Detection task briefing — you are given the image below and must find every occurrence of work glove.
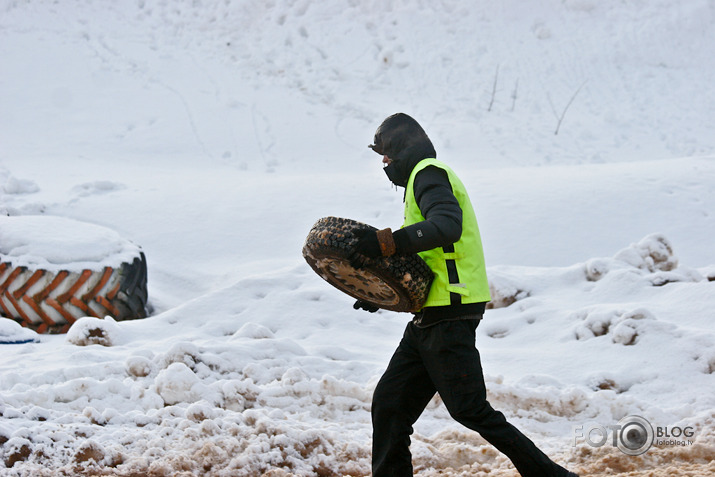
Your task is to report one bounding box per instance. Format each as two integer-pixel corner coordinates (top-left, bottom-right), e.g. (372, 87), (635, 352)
(348, 228), (397, 269)
(353, 299), (379, 313)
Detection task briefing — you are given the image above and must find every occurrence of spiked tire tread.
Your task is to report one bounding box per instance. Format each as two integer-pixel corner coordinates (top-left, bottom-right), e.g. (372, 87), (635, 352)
(0, 252), (148, 333)
(302, 216), (433, 313)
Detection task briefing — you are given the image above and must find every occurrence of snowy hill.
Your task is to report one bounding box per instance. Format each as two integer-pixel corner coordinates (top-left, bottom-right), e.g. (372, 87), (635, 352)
(1, 1), (714, 475)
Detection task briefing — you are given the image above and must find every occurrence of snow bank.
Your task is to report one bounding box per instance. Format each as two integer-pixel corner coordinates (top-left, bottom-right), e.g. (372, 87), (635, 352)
(1, 235), (713, 475)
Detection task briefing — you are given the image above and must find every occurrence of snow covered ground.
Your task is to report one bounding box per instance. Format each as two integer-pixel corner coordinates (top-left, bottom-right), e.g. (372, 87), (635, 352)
(1, 0), (714, 475)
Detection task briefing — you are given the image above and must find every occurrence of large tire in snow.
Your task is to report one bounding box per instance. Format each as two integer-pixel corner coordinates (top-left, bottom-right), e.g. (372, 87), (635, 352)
(0, 216), (149, 334)
(302, 216), (433, 313)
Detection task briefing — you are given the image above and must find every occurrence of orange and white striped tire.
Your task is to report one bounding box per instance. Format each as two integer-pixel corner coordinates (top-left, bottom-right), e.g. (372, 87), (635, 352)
(0, 253), (148, 334)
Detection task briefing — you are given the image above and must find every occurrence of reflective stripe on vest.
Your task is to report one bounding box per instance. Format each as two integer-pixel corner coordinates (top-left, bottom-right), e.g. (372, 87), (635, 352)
(404, 158), (491, 308)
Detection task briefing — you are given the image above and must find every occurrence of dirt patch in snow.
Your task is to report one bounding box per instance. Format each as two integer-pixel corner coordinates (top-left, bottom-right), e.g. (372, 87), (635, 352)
(5, 439), (713, 476)
(418, 440), (715, 477)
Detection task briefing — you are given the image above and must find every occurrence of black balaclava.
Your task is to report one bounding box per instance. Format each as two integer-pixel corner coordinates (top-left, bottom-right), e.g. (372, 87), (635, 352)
(369, 113), (436, 187)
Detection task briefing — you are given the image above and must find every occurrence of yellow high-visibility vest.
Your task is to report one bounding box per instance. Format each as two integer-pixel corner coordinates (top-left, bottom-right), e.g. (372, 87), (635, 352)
(404, 158), (491, 308)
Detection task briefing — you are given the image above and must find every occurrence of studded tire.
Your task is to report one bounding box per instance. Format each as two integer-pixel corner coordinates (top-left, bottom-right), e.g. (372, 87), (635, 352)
(302, 216), (433, 313)
(0, 253), (148, 334)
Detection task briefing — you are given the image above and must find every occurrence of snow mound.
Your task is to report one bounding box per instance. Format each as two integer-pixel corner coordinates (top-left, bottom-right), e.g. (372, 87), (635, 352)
(490, 232), (703, 310)
(66, 316), (122, 347)
(612, 233), (679, 273)
(0, 216), (142, 272)
(1, 174), (38, 195)
(572, 308), (658, 345)
(0, 318), (38, 344)
(487, 273), (530, 309)
(232, 322), (275, 340)
(155, 362), (206, 406)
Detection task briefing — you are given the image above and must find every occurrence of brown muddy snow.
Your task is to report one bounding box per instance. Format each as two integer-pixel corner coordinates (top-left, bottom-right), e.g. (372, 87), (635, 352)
(417, 441), (715, 477)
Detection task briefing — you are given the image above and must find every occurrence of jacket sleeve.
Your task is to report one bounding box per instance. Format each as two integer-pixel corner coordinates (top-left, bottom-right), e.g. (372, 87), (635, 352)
(393, 166), (463, 254)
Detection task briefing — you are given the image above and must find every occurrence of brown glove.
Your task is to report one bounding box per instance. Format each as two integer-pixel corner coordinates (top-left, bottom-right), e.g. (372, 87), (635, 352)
(348, 228), (397, 269)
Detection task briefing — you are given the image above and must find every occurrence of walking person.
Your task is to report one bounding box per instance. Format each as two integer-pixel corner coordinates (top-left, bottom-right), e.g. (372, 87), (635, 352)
(349, 113), (579, 477)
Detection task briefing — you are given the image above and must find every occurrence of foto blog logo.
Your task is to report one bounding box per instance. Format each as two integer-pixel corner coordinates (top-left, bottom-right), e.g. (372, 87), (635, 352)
(573, 415), (696, 456)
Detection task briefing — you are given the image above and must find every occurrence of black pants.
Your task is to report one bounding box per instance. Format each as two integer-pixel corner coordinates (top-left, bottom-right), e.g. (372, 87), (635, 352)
(371, 319), (571, 477)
